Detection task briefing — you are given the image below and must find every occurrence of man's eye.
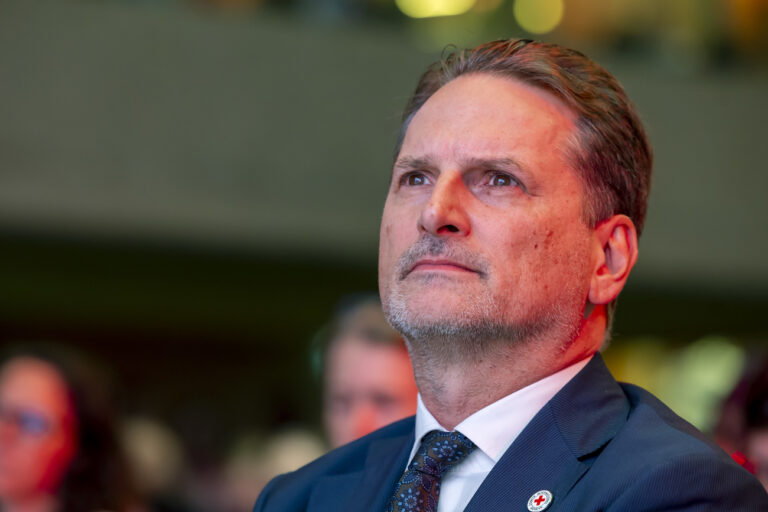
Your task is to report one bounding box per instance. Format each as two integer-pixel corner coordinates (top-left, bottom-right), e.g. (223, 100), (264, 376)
(489, 173), (517, 187)
(405, 173), (428, 186)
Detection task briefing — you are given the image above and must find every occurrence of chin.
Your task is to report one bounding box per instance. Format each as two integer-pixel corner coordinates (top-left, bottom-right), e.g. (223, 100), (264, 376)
(385, 282), (498, 332)
(394, 284), (469, 315)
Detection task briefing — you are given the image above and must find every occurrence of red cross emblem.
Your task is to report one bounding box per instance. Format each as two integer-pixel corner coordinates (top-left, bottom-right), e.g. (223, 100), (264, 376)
(527, 490), (553, 511)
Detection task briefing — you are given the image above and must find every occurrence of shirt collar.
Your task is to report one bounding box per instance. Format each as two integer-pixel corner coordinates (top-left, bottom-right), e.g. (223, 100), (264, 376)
(410, 355), (593, 463)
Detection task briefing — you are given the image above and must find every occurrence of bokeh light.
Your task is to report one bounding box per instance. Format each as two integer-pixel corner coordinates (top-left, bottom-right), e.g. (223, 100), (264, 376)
(396, 0), (478, 19)
(473, 0), (504, 13)
(513, 0), (564, 34)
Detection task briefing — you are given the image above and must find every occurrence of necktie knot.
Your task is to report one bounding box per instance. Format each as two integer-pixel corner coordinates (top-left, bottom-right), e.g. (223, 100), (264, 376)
(389, 430), (476, 512)
(410, 430), (475, 477)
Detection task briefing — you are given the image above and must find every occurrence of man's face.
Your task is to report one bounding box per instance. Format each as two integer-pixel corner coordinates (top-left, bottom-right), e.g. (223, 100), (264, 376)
(379, 73), (597, 351)
(323, 337), (417, 448)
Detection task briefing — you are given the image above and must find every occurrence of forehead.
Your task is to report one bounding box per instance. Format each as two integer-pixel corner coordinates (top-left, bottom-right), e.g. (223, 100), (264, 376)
(326, 337), (410, 377)
(0, 358), (71, 417)
(328, 336), (406, 362)
(400, 73), (578, 164)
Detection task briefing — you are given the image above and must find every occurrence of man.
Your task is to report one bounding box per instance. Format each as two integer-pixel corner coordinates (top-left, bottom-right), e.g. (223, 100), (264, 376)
(320, 295), (418, 448)
(255, 39), (768, 511)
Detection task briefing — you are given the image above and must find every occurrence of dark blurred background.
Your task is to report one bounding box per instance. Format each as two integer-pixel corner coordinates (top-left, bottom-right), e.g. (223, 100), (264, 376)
(1, 0), (767, 507)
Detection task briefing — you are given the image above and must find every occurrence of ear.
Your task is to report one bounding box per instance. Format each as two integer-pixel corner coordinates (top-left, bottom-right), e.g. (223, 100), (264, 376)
(588, 214), (639, 305)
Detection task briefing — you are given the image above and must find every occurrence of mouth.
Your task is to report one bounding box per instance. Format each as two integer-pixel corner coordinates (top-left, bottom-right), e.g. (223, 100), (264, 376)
(408, 258), (479, 276)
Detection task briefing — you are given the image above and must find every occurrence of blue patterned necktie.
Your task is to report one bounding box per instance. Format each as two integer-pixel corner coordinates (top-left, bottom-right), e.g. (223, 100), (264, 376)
(388, 430), (476, 512)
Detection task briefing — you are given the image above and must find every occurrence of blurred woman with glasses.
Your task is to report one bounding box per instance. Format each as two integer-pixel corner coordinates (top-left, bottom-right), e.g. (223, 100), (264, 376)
(0, 345), (139, 512)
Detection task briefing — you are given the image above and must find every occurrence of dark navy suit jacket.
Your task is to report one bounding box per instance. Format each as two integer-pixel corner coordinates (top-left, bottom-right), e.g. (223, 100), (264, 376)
(255, 355), (768, 511)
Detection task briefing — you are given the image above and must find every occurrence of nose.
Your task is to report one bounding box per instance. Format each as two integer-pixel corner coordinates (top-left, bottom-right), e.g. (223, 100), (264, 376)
(418, 172), (471, 237)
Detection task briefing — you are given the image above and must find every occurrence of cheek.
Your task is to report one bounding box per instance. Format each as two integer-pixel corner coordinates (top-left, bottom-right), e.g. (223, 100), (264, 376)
(378, 224), (395, 268)
(509, 222), (592, 292)
(379, 216), (413, 287)
(380, 197), (420, 248)
(37, 432), (77, 492)
(0, 434), (76, 496)
(545, 230), (593, 287)
(535, 230), (570, 271)
(379, 208), (395, 260)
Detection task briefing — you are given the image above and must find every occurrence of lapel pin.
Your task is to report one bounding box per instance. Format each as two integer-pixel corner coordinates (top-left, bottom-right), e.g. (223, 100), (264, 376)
(527, 490), (553, 511)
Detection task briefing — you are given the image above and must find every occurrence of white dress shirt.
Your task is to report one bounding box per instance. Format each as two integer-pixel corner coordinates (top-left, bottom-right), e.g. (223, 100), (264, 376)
(406, 356), (592, 512)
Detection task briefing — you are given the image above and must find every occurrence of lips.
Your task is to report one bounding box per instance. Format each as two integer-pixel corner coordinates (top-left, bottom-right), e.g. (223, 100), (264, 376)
(409, 258), (478, 275)
(394, 235), (488, 281)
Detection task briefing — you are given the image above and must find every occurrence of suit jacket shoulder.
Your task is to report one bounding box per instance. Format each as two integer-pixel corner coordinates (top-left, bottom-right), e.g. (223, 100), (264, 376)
(592, 382), (768, 511)
(254, 417), (414, 512)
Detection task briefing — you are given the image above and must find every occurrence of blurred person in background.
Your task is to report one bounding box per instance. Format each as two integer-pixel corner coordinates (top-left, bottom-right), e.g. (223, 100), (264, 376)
(317, 294), (418, 448)
(0, 344), (140, 512)
(219, 428), (326, 512)
(121, 416), (196, 512)
(716, 354), (768, 490)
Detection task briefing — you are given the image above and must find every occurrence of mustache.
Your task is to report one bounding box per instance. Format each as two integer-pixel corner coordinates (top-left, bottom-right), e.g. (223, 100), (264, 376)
(395, 235), (489, 280)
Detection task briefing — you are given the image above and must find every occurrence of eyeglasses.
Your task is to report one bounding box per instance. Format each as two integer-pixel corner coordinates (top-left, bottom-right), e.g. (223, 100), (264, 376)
(0, 404), (53, 437)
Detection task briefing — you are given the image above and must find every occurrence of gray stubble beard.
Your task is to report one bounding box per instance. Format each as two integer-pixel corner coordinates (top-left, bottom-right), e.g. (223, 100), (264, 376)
(382, 236), (585, 367)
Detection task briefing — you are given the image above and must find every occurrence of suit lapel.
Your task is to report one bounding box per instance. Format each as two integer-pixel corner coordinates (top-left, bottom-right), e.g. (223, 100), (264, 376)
(464, 407), (587, 512)
(465, 355), (629, 512)
(307, 431), (413, 512)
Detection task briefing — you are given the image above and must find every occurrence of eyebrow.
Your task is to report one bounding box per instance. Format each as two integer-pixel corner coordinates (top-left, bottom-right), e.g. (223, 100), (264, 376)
(393, 155), (529, 175)
(461, 156), (528, 174)
(393, 156), (437, 172)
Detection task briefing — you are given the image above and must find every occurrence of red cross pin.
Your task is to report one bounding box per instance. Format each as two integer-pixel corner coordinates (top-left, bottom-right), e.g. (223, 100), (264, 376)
(527, 490), (553, 511)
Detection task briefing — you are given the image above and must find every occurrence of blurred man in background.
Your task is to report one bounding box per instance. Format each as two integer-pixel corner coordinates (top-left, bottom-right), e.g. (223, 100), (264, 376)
(319, 295), (418, 448)
(215, 297), (416, 510)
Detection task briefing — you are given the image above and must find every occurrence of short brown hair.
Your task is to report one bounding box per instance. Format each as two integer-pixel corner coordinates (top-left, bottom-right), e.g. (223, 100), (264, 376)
(396, 38), (652, 236)
(311, 294), (405, 378)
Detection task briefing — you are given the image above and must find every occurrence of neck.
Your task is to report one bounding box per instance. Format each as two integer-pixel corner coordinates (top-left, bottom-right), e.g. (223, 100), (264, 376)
(411, 312), (605, 430)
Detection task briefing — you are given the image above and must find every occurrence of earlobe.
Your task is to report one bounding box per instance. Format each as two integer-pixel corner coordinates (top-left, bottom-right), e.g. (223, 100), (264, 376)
(588, 215), (639, 305)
